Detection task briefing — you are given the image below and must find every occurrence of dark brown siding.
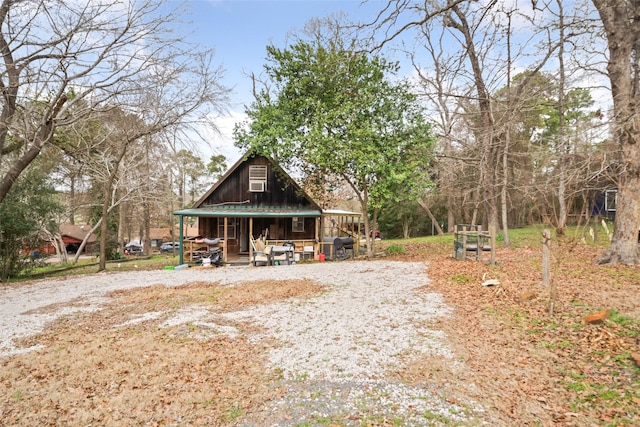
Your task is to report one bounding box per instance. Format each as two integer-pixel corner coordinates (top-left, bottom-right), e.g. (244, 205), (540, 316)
(201, 156), (314, 208)
(253, 217), (316, 241)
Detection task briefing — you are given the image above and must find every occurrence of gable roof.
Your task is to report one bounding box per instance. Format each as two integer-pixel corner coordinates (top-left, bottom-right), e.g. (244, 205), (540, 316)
(193, 153), (247, 208)
(189, 152), (321, 213)
(59, 224), (97, 243)
(149, 228), (171, 241)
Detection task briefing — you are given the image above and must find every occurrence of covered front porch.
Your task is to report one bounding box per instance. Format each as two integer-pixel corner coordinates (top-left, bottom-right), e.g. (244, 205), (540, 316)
(173, 205), (322, 265)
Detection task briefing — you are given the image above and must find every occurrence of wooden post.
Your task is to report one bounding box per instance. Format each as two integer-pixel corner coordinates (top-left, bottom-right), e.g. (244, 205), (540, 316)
(477, 225), (482, 261)
(489, 223), (496, 265)
(542, 229), (554, 315)
(178, 215), (184, 265)
(315, 217), (320, 258)
(223, 217), (228, 263)
(461, 225), (467, 261)
(249, 217), (254, 261)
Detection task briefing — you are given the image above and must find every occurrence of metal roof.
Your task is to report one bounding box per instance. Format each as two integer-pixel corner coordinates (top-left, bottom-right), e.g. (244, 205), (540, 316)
(322, 209), (361, 216)
(173, 205), (322, 218)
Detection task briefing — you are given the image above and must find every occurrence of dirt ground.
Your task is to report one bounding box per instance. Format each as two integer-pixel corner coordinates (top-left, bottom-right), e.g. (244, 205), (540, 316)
(0, 280), (326, 426)
(0, 241), (638, 426)
(387, 240), (640, 427)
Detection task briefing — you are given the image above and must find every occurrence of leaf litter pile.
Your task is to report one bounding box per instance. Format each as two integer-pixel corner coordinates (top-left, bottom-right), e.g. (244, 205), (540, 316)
(0, 239), (639, 426)
(0, 280), (324, 425)
(385, 240), (640, 426)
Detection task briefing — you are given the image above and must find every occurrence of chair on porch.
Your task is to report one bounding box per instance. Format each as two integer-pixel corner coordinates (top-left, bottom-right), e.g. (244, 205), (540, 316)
(250, 236), (269, 266)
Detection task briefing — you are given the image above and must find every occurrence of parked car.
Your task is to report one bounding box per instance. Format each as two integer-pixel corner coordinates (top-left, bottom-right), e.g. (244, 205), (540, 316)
(160, 242), (180, 253)
(124, 244), (143, 255)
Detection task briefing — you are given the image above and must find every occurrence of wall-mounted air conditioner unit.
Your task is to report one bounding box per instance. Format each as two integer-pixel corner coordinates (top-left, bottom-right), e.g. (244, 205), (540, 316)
(250, 180), (265, 192)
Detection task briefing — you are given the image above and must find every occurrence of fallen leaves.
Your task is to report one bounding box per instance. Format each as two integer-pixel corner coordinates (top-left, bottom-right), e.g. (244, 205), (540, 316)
(2, 244), (639, 426)
(392, 240), (640, 426)
(0, 279), (325, 426)
(584, 308), (611, 324)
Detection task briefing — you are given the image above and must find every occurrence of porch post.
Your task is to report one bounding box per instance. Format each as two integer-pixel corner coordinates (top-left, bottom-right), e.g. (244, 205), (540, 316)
(178, 215), (184, 265)
(223, 217), (228, 263)
(249, 217), (254, 259)
(315, 216), (320, 258)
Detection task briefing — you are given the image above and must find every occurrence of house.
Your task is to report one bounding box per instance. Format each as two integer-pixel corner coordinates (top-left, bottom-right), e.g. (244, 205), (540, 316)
(148, 228), (172, 251)
(592, 187), (617, 218)
(173, 153), (361, 264)
(39, 224), (98, 255)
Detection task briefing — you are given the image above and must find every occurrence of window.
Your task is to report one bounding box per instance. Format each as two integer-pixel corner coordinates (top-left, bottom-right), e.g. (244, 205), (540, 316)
(249, 165), (267, 192)
(218, 218), (237, 239)
(292, 217), (304, 232)
(605, 189), (617, 212)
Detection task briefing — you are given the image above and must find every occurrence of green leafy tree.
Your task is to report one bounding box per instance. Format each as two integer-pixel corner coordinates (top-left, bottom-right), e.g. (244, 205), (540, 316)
(0, 163), (62, 281)
(378, 198), (430, 239)
(235, 38), (434, 257)
(206, 154), (228, 182)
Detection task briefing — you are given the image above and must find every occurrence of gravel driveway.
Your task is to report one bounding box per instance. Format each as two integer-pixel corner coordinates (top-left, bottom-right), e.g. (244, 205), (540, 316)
(0, 261), (487, 425)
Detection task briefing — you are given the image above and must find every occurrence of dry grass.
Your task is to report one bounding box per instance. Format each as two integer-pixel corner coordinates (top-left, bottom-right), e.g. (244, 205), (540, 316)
(0, 280), (324, 426)
(2, 240), (639, 426)
(386, 240), (640, 426)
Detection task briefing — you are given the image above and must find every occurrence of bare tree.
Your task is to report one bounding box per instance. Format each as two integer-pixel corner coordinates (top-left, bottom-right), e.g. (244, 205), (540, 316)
(0, 0), (228, 204)
(554, 0), (569, 236)
(369, 2), (580, 252)
(410, 15), (471, 233)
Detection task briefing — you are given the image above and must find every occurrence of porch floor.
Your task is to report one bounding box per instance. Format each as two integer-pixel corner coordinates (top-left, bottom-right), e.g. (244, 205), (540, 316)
(223, 253), (251, 266)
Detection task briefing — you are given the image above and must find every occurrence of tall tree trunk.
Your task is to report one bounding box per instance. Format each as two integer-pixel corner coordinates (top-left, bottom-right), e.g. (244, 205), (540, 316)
(371, 208), (379, 257)
(358, 189), (376, 259)
(73, 220), (103, 263)
(118, 201), (125, 255)
(143, 139), (151, 256)
(482, 138), (500, 265)
(471, 185), (481, 225)
(98, 147), (129, 271)
(555, 0), (568, 236)
(402, 216), (410, 239)
(450, 5), (500, 264)
(98, 183), (111, 271)
(501, 11), (512, 248)
(501, 133), (510, 247)
(143, 200), (151, 256)
(170, 170), (176, 244)
(592, 0), (640, 264)
(598, 175), (640, 264)
(447, 197), (455, 233)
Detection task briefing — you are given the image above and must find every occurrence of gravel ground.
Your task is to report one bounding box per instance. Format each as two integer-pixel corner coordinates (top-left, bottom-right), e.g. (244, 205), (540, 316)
(0, 261), (487, 425)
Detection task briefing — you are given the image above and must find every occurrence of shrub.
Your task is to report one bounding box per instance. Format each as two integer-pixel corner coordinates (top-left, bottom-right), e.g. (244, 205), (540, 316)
(386, 244), (406, 255)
